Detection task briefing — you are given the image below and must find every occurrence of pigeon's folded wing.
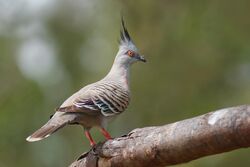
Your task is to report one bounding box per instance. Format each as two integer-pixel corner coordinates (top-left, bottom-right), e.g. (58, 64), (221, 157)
(57, 81), (130, 117)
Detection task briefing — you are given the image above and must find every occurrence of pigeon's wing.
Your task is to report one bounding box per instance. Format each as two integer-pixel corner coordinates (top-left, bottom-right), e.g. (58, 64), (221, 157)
(57, 81), (130, 117)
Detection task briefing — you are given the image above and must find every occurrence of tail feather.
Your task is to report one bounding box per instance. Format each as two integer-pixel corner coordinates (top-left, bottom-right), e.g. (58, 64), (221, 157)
(26, 123), (65, 142)
(26, 112), (75, 142)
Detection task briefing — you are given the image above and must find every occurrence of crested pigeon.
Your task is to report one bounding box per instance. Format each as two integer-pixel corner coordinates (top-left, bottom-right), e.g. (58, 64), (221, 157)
(26, 18), (146, 146)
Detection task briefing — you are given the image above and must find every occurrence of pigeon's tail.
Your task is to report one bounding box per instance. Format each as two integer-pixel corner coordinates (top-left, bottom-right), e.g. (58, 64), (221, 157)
(26, 123), (64, 142)
(26, 112), (75, 142)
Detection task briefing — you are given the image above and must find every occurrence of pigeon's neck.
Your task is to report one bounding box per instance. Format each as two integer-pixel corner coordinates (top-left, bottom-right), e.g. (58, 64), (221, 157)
(105, 60), (130, 89)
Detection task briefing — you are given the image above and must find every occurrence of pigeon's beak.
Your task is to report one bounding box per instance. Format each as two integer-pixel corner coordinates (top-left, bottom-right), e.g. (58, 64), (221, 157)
(136, 54), (146, 62)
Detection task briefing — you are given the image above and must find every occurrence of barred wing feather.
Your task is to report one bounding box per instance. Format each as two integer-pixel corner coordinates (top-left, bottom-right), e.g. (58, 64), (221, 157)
(58, 81), (130, 117)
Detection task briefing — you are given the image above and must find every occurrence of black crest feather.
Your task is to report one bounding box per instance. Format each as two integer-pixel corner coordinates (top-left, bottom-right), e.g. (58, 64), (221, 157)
(120, 17), (131, 43)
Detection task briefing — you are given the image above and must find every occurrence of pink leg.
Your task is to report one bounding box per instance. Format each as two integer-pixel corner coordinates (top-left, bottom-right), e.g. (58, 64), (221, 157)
(84, 130), (96, 146)
(100, 128), (112, 140)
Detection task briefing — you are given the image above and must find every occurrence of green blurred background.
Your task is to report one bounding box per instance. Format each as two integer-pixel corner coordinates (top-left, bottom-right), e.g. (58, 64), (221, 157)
(1, 0), (250, 166)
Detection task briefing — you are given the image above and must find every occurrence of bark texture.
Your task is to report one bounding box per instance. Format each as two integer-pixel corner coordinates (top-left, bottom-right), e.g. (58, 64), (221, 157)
(69, 105), (250, 167)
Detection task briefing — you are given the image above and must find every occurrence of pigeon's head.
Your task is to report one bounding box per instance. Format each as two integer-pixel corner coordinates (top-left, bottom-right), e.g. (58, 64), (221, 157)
(116, 18), (146, 65)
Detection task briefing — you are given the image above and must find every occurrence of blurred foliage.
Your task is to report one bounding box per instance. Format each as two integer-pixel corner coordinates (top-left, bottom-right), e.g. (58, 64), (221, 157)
(1, 0), (250, 166)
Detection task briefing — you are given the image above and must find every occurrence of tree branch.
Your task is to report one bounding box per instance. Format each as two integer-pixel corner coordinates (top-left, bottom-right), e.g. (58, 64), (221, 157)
(69, 105), (250, 167)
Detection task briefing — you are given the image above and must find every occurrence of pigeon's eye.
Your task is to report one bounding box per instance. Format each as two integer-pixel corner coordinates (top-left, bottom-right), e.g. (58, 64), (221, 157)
(127, 50), (134, 57)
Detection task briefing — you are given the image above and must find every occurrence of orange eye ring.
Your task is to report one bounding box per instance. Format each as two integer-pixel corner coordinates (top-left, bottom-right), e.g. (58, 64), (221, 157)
(127, 50), (134, 57)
